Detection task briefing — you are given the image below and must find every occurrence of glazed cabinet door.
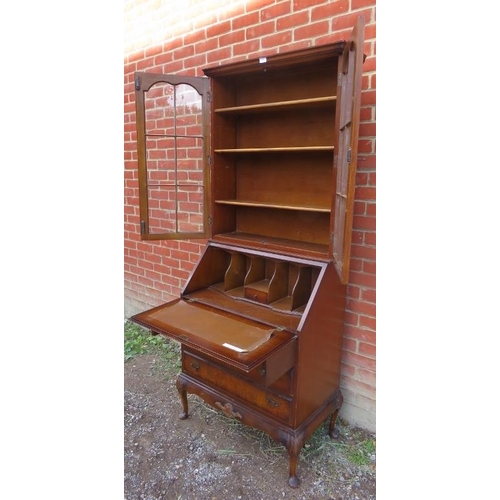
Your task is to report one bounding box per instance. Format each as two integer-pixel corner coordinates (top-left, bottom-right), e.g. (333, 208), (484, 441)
(331, 16), (365, 284)
(134, 73), (211, 240)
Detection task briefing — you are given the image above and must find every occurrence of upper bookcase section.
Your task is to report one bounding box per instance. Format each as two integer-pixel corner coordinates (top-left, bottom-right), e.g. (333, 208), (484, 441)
(204, 17), (364, 286)
(134, 16), (365, 284)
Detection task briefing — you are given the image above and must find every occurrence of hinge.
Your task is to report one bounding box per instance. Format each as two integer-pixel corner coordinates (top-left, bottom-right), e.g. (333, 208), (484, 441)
(135, 75), (141, 91)
(347, 147), (352, 163)
(208, 155), (213, 166)
(140, 220), (146, 234)
(208, 215), (213, 226)
(207, 91), (212, 103)
(338, 72), (342, 86)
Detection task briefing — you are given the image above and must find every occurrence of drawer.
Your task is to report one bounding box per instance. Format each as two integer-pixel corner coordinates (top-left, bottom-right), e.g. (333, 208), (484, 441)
(183, 350), (292, 422)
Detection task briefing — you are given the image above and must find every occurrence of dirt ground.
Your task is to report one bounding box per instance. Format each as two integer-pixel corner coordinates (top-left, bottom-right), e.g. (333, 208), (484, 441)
(124, 355), (376, 500)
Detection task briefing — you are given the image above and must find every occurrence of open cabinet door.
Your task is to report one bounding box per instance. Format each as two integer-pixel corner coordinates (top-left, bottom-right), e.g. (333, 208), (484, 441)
(331, 16), (365, 284)
(134, 72), (211, 240)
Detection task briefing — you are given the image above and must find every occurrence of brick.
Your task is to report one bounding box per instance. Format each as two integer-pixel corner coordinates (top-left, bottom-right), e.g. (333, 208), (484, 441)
(355, 186), (376, 200)
(361, 89), (376, 106)
(232, 11), (259, 30)
(276, 11), (309, 30)
(294, 20), (330, 41)
(311, 0), (349, 21)
(359, 122), (376, 137)
(261, 2), (291, 21)
(173, 44), (195, 60)
(353, 201), (366, 215)
(341, 350), (376, 371)
(347, 285), (360, 300)
(207, 20), (232, 38)
(361, 288), (376, 303)
(359, 315), (376, 330)
(183, 53), (207, 70)
(207, 47), (232, 64)
(331, 9), (373, 31)
(352, 215), (376, 231)
(342, 337), (357, 352)
(246, 20), (275, 39)
(340, 376), (375, 398)
(219, 29), (245, 47)
(362, 55), (376, 73)
(195, 37), (218, 54)
(348, 270), (376, 288)
(262, 31), (293, 49)
(359, 341), (375, 357)
(350, 243), (375, 260)
(233, 39), (261, 57)
(293, 0), (327, 10)
(344, 326), (376, 344)
(347, 298), (376, 318)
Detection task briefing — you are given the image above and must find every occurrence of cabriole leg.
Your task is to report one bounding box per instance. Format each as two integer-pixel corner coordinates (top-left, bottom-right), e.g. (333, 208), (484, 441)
(328, 389), (344, 439)
(176, 376), (189, 420)
(284, 438), (301, 488)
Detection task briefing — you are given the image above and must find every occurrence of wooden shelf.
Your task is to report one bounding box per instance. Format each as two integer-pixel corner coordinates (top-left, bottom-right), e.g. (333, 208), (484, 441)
(215, 199), (331, 213)
(215, 96), (336, 115)
(214, 146), (334, 154)
(211, 232), (329, 258)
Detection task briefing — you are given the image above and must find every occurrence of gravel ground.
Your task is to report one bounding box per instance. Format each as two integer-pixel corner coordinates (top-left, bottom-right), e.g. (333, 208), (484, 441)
(124, 354), (376, 500)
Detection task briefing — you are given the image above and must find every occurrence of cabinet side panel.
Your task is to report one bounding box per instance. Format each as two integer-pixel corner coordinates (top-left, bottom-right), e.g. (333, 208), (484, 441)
(294, 263), (347, 426)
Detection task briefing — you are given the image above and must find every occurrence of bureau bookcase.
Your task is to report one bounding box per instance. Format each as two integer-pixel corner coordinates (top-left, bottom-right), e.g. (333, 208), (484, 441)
(131, 16), (365, 487)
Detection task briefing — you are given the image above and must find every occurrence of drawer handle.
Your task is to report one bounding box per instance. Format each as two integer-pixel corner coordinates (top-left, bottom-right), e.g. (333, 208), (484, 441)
(190, 361), (200, 371)
(266, 397), (279, 408)
(215, 401), (242, 420)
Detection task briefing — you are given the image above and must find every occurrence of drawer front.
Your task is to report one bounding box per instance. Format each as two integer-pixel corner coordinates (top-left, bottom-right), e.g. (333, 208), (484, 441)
(183, 350), (292, 422)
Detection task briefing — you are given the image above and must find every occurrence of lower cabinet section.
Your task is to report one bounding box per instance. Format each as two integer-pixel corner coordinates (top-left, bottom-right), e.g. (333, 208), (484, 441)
(183, 348), (293, 423)
(176, 360), (344, 489)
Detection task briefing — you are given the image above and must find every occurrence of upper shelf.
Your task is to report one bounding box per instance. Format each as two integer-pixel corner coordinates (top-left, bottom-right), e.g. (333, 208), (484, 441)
(214, 146), (334, 154)
(214, 199), (331, 213)
(214, 96), (336, 115)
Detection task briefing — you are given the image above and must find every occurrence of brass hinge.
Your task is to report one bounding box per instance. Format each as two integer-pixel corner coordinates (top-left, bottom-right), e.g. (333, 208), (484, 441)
(338, 72), (342, 86)
(135, 75), (141, 91)
(208, 155), (213, 166)
(347, 147), (352, 163)
(207, 91), (212, 102)
(140, 220), (146, 234)
(208, 215), (213, 226)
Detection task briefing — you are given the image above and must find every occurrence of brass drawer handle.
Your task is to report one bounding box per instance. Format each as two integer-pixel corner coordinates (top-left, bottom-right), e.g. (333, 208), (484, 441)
(266, 397), (279, 408)
(190, 361), (200, 371)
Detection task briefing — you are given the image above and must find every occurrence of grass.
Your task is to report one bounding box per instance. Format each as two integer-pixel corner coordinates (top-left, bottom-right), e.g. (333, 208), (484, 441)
(124, 320), (181, 372)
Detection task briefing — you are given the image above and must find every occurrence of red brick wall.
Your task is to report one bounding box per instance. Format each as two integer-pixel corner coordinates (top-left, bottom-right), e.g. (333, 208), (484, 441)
(124, 0), (376, 432)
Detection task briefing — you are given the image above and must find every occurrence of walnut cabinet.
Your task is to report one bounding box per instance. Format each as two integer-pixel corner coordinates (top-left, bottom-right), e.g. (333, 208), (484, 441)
(131, 16), (365, 488)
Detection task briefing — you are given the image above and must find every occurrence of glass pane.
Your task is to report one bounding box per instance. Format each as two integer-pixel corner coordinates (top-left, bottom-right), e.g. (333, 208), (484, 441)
(333, 195), (346, 264)
(176, 136), (204, 184)
(147, 185), (177, 234)
(337, 126), (351, 196)
(175, 84), (203, 137)
(176, 185), (205, 233)
(145, 82), (175, 135)
(146, 137), (176, 185)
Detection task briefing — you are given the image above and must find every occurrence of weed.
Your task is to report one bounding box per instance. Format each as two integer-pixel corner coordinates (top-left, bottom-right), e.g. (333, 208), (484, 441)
(124, 320), (181, 372)
(347, 438), (376, 466)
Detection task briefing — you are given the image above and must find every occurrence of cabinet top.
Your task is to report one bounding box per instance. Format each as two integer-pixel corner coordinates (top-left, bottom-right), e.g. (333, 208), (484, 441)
(203, 41), (346, 78)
